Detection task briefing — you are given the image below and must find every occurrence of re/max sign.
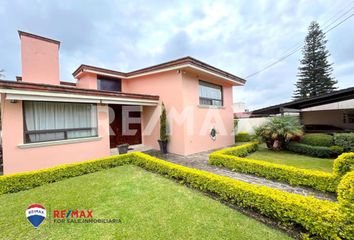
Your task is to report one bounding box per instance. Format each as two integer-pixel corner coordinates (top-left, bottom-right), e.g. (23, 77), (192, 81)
(53, 210), (93, 219)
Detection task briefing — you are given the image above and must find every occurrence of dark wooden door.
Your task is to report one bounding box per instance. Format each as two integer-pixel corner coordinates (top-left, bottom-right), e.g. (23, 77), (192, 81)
(109, 105), (142, 148)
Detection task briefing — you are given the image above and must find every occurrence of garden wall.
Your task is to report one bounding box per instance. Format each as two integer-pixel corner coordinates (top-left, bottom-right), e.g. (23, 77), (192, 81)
(235, 117), (269, 134)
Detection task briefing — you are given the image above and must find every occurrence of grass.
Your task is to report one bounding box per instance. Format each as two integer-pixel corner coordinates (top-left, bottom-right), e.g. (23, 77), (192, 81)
(246, 146), (334, 172)
(0, 165), (291, 240)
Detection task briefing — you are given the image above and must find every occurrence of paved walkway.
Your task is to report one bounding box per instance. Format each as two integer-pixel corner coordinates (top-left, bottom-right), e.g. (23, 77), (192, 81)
(144, 149), (337, 201)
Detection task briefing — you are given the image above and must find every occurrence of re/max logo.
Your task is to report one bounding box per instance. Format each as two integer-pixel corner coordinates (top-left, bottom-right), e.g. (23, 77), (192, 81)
(53, 210), (93, 219)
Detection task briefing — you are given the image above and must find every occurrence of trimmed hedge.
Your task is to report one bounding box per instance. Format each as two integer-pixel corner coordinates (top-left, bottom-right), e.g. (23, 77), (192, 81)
(0, 151), (352, 238)
(0, 154), (132, 194)
(301, 133), (334, 147)
(210, 145), (337, 192)
(216, 141), (258, 157)
(235, 132), (251, 142)
(286, 142), (338, 158)
(337, 171), (354, 239)
(131, 153), (342, 239)
(334, 133), (354, 152)
(210, 143), (354, 193)
(333, 153), (354, 177)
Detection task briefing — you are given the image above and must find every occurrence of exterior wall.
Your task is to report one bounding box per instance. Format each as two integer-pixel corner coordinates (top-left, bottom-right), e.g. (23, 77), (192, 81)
(124, 70), (185, 155)
(181, 71), (235, 155)
(20, 34), (60, 85)
(1, 94), (110, 174)
(236, 117), (270, 134)
(76, 72), (98, 89)
(302, 109), (354, 130)
(76, 73), (128, 91)
(124, 70), (236, 155)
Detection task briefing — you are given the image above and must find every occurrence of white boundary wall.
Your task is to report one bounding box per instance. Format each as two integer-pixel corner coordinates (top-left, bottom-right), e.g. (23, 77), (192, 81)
(236, 117), (269, 134)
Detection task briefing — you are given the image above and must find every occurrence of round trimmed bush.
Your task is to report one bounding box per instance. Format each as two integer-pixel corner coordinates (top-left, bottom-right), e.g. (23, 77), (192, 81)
(300, 133), (333, 147)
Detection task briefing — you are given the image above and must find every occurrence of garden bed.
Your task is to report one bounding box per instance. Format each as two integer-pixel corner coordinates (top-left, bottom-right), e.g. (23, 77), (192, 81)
(209, 142), (354, 193)
(0, 152), (353, 239)
(0, 165), (291, 240)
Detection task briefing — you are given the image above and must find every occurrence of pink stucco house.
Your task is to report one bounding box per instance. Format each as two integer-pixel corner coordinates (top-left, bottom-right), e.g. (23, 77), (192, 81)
(0, 31), (245, 174)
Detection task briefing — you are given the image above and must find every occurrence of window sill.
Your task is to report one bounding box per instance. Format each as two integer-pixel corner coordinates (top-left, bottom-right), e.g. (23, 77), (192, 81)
(17, 136), (102, 149)
(198, 105), (225, 109)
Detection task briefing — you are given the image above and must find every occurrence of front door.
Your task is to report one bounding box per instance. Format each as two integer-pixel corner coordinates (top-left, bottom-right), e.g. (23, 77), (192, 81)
(109, 105), (142, 148)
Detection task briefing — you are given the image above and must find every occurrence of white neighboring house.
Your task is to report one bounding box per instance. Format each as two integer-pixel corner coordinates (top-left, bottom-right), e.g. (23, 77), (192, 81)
(233, 102), (267, 134)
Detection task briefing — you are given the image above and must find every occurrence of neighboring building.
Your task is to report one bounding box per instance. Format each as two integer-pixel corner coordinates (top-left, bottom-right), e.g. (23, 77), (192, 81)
(251, 88), (354, 133)
(0, 31), (245, 174)
(233, 102), (251, 119)
(233, 102), (246, 113)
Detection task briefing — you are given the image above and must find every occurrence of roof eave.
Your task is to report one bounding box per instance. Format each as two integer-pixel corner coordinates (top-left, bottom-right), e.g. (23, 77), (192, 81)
(72, 57), (246, 85)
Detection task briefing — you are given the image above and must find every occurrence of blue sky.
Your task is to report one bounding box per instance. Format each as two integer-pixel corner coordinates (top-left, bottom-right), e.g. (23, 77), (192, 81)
(0, 0), (353, 110)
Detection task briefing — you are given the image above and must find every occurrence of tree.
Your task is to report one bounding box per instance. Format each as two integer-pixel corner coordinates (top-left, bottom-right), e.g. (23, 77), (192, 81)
(159, 102), (168, 141)
(293, 21), (337, 99)
(255, 116), (303, 150)
(0, 69), (4, 79)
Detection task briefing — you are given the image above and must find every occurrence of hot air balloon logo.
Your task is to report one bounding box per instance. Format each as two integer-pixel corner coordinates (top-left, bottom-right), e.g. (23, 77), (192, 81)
(26, 204), (46, 229)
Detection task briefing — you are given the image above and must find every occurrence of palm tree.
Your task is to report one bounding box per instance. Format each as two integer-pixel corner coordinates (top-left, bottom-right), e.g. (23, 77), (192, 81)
(255, 116), (303, 150)
(0, 69), (4, 79)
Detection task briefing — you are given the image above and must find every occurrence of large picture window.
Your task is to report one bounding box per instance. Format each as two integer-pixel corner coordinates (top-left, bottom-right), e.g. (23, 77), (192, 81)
(23, 101), (98, 143)
(199, 80), (223, 106)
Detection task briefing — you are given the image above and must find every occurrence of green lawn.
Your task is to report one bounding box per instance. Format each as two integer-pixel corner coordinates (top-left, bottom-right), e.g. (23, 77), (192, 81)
(246, 146), (334, 172)
(0, 165), (291, 240)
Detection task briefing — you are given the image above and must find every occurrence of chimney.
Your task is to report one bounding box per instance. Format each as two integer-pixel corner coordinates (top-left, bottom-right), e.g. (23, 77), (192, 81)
(18, 31), (60, 85)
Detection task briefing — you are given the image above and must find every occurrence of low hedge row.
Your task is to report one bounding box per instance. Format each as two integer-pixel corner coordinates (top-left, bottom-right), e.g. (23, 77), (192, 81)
(210, 150), (337, 193)
(0, 151), (352, 238)
(300, 133), (334, 147)
(286, 142), (341, 158)
(215, 141), (258, 157)
(130, 153), (344, 239)
(337, 171), (354, 239)
(235, 132), (252, 142)
(209, 143), (354, 193)
(0, 154), (132, 194)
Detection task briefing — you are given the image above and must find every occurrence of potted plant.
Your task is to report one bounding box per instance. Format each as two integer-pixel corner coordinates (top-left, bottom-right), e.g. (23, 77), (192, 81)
(117, 143), (129, 154)
(158, 103), (168, 154)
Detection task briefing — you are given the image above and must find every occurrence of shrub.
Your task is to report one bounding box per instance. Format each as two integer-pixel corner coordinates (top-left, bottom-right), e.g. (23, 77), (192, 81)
(333, 152), (354, 177)
(215, 142), (258, 157)
(286, 142), (335, 158)
(329, 146), (344, 156)
(209, 151), (337, 192)
(300, 133), (333, 147)
(0, 151), (352, 239)
(129, 153), (341, 239)
(0, 154), (132, 194)
(334, 133), (354, 152)
(210, 144), (354, 194)
(254, 116), (303, 150)
(337, 171), (354, 239)
(235, 132), (251, 142)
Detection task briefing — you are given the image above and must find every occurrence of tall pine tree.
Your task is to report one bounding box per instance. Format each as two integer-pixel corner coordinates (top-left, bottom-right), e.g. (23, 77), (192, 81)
(293, 21), (337, 99)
